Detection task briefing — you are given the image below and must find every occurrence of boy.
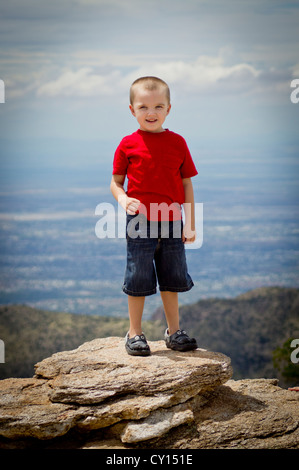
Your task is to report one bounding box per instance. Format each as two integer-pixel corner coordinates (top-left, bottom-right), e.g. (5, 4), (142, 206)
(110, 76), (198, 356)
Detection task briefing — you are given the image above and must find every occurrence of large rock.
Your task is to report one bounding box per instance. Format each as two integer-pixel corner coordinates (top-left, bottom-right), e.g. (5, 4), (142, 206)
(168, 378), (299, 449)
(1, 337), (298, 449)
(0, 337), (232, 443)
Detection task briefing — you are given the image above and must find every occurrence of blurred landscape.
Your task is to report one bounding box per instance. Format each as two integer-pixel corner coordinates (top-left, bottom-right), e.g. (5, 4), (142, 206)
(0, 148), (298, 320)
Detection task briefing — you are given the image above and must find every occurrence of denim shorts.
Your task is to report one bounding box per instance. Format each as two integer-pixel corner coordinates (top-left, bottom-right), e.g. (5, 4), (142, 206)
(123, 214), (194, 296)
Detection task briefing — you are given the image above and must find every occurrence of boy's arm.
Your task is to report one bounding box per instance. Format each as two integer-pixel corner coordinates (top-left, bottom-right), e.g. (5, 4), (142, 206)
(182, 177), (196, 244)
(110, 175), (140, 215)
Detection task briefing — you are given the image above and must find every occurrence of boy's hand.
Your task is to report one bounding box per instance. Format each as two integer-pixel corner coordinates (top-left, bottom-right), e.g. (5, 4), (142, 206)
(126, 198), (141, 215)
(182, 225), (196, 244)
(119, 195), (141, 215)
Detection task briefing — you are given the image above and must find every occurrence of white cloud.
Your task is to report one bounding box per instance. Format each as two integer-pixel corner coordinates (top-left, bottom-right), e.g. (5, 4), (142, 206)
(37, 67), (122, 97)
(132, 56), (261, 92)
(36, 55), (263, 99)
(1, 1), (298, 104)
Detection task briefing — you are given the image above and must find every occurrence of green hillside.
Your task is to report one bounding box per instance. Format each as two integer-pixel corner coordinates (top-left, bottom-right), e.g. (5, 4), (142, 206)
(0, 304), (162, 379)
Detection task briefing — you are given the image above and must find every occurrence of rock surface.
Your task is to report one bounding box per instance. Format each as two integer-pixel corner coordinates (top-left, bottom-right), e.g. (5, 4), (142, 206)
(166, 378), (299, 449)
(0, 337), (232, 444)
(0, 337), (298, 449)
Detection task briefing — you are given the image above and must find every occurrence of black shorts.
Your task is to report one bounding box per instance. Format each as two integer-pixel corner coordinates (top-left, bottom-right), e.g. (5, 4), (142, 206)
(123, 214), (194, 296)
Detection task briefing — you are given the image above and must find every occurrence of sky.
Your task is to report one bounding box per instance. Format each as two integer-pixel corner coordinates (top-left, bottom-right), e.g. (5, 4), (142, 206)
(0, 0), (299, 185)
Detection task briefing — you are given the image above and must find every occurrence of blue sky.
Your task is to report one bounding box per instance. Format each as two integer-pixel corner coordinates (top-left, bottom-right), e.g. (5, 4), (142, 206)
(0, 0), (298, 183)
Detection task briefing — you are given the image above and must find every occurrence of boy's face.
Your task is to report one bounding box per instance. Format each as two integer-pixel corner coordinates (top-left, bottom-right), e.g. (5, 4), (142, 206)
(129, 85), (171, 133)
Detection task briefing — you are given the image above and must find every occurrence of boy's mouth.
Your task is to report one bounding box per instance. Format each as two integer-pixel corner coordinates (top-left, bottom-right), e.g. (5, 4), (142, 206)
(146, 119), (157, 123)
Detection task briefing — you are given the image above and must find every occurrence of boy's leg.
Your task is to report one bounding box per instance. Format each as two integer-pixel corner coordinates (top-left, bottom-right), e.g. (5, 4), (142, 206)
(128, 295), (145, 337)
(160, 291), (180, 335)
(161, 290), (198, 351)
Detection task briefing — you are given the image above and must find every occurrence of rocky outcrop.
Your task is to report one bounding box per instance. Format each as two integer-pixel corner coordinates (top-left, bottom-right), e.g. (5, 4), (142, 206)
(175, 378), (299, 449)
(0, 337), (298, 449)
(0, 337), (231, 445)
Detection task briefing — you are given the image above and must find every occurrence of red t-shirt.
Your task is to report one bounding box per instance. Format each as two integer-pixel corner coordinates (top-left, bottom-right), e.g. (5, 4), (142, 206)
(112, 129), (198, 221)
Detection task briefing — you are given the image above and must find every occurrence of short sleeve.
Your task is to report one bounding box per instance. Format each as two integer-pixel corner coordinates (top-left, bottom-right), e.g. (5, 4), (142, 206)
(112, 139), (128, 175)
(180, 139), (198, 179)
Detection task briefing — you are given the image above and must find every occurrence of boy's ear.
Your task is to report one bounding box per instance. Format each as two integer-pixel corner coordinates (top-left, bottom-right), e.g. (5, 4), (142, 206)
(129, 104), (136, 116)
(167, 103), (171, 115)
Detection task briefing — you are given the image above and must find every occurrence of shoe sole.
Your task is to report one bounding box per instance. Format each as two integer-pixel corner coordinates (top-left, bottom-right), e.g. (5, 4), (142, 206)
(125, 345), (151, 356)
(166, 342), (198, 352)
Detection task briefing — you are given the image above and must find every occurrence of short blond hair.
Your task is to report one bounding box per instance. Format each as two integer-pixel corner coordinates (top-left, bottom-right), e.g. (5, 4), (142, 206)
(130, 76), (170, 105)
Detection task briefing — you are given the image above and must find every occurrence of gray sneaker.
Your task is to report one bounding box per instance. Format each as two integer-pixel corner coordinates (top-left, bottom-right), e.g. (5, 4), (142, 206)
(125, 332), (151, 356)
(164, 328), (198, 351)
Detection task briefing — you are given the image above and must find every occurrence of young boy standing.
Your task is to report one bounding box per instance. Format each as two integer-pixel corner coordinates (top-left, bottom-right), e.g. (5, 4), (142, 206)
(110, 76), (198, 356)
